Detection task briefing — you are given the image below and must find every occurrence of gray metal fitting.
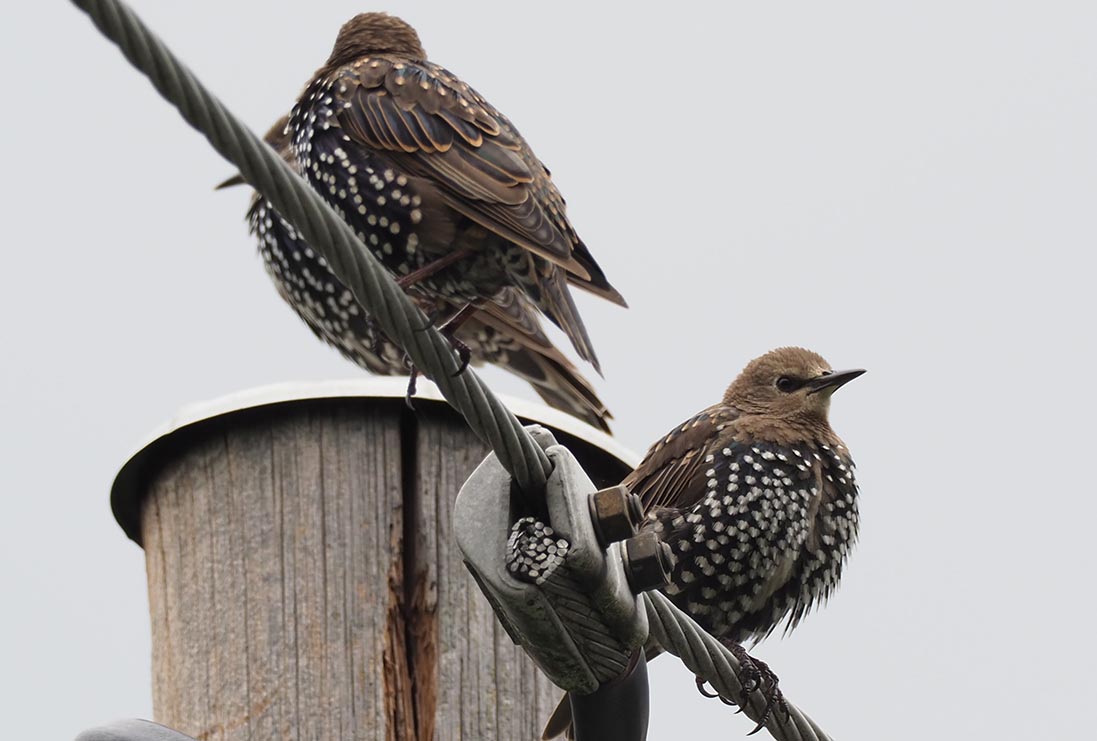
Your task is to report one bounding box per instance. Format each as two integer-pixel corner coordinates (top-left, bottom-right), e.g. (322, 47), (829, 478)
(622, 533), (673, 593)
(588, 484), (644, 547)
(454, 425), (649, 694)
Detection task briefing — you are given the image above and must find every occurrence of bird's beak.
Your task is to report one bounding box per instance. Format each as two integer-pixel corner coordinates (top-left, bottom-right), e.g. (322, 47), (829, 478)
(806, 369), (866, 395)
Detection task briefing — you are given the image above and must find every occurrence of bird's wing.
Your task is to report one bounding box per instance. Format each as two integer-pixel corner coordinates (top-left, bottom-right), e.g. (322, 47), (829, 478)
(330, 57), (593, 280)
(626, 406), (740, 513)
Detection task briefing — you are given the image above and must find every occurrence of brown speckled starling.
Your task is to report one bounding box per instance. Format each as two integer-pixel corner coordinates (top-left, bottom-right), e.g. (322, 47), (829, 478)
(544, 347), (863, 738)
(283, 13), (624, 373)
(234, 117), (613, 431)
(637, 347), (863, 643)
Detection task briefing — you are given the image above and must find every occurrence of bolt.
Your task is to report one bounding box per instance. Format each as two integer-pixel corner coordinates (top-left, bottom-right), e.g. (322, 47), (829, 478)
(622, 532), (673, 593)
(588, 485), (642, 546)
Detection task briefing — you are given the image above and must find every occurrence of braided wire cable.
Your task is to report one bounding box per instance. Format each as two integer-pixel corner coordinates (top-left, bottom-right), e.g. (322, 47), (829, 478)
(644, 592), (834, 741)
(71, 2), (839, 738)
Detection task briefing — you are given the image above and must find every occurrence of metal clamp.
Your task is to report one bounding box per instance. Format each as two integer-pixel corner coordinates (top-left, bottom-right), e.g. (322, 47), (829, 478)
(454, 426), (650, 694)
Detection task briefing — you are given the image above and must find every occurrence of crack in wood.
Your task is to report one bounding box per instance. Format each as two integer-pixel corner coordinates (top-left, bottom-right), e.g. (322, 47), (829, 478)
(383, 408), (440, 741)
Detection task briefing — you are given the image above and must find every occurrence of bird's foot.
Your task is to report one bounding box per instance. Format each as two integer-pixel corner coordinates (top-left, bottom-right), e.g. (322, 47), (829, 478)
(694, 643), (788, 735)
(444, 333), (471, 377)
(727, 643), (788, 735)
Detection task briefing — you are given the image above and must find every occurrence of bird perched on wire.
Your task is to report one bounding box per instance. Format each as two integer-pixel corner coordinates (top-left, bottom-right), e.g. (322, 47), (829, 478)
(544, 347), (864, 737)
(225, 117), (613, 431)
(281, 12), (624, 378)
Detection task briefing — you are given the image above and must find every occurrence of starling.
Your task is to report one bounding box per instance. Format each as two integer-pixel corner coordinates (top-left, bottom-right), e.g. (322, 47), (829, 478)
(233, 118), (613, 431)
(283, 12), (624, 373)
(544, 347), (864, 737)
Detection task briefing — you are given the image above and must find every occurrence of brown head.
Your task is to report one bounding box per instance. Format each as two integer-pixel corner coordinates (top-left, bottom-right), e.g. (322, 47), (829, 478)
(326, 13), (426, 68)
(723, 347), (864, 426)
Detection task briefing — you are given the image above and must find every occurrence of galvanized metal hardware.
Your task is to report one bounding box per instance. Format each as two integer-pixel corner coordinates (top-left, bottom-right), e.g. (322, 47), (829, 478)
(454, 425), (649, 695)
(588, 484), (645, 546)
(622, 533), (674, 593)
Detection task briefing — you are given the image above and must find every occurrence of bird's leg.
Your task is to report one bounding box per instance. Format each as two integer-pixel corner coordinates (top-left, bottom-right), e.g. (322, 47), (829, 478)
(400, 301), (474, 406)
(438, 303), (477, 376)
(396, 247), (476, 290)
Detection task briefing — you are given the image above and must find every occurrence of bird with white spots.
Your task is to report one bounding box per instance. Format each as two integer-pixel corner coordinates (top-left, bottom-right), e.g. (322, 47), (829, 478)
(281, 12), (624, 379)
(226, 116), (614, 431)
(544, 347), (864, 737)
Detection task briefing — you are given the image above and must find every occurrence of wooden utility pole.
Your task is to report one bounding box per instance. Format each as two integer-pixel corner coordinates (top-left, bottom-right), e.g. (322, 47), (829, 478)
(111, 380), (634, 741)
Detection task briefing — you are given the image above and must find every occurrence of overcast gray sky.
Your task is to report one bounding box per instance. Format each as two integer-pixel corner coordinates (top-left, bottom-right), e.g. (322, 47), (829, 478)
(2, 0), (1095, 738)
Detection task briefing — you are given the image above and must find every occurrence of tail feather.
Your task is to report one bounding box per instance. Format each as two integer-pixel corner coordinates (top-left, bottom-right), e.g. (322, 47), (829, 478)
(466, 294), (611, 432)
(568, 239), (627, 308)
(539, 268), (602, 375)
(499, 345), (612, 433)
(567, 272), (628, 308)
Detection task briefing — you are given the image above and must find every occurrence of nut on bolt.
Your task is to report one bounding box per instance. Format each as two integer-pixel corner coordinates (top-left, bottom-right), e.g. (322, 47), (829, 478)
(589, 485), (645, 546)
(622, 532), (673, 593)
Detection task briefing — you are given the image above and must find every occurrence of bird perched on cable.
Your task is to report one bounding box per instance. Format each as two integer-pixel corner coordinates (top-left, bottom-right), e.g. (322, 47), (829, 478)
(544, 347), (864, 737)
(281, 12), (624, 377)
(227, 117), (613, 431)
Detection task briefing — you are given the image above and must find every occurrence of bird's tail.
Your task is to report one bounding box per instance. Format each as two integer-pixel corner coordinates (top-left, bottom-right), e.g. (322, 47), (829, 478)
(498, 341), (612, 433)
(539, 268), (603, 375)
(471, 292), (611, 431)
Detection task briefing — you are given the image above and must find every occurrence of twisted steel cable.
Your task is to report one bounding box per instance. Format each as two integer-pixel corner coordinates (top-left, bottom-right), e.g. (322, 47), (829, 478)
(644, 592), (834, 741)
(70, 2), (838, 738)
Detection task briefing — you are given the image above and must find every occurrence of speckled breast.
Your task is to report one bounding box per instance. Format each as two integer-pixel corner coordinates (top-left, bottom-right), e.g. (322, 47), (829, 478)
(655, 440), (859, 644)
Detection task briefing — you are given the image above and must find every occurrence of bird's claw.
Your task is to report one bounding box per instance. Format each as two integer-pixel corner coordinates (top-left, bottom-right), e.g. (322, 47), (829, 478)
(694, 677), (738, 708)
(726, 644), (786, 735)
(694, 643), (788, 735)
(695, 676), (722, 699)
(450, 338), (471, 377)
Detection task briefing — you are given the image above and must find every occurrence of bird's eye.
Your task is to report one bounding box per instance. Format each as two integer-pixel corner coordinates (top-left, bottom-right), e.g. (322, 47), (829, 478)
(776, 376), (800, 393)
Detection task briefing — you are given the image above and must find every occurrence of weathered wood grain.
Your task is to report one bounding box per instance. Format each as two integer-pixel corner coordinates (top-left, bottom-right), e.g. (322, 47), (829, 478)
(411, 413), (558, 741)
(143, 402), (403, 740)
(138, 399), (563, 740)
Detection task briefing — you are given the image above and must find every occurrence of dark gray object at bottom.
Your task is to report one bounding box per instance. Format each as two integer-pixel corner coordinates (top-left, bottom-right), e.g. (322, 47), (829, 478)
(569, 651), (649, 741)
(76, 719), (197, 741)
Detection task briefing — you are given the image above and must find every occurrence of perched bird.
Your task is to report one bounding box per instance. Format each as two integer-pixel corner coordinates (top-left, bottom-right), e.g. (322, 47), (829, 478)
(284, 12), (624, 374)
(544, 347), (864, 737)
(232, 117), (613, 431)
